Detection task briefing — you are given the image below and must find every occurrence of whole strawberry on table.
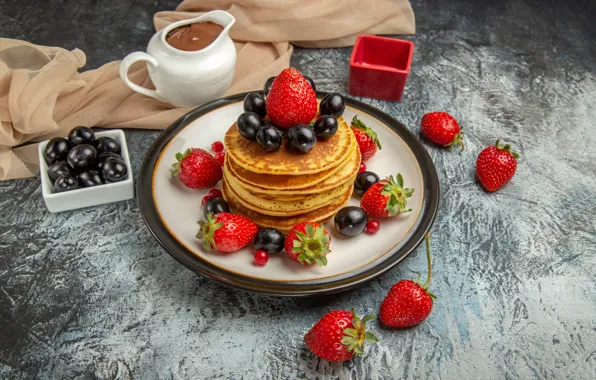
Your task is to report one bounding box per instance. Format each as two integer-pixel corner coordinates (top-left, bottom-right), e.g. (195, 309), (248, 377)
(380, 233), (436, 327)
(476, 139), (519, 192)
(421, 111), (464, 151)
(305, 310), (378, 362)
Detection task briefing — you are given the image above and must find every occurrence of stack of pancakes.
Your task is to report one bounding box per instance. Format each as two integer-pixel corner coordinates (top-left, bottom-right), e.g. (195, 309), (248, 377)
(222, 116), (360, 233)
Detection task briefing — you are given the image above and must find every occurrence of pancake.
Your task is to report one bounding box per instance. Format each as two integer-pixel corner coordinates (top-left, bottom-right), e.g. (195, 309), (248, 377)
(224, 116), (354, 175)
(227, 141), (356, 190)
(224, 169), (352, 215)
(227, 148), (361, 197)
(222, 181), (352, 233)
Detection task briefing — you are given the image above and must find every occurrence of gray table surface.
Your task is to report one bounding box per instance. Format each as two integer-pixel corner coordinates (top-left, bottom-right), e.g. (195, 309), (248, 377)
(1, 0), (595, 379)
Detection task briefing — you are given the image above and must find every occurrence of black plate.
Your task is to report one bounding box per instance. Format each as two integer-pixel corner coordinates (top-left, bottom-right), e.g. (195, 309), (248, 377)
(137, 92), (439, 296)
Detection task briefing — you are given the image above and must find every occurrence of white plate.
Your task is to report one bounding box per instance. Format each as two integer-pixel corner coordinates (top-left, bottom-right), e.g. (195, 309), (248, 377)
(138, 93), (439, 295)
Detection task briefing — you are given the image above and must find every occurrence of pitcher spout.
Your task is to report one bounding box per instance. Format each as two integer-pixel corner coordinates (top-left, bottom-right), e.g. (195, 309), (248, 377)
(208, 10), (236, 34)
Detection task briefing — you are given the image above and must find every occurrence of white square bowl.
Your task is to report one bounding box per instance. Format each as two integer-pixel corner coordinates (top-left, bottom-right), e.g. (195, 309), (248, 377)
(38, 129), (134, 212)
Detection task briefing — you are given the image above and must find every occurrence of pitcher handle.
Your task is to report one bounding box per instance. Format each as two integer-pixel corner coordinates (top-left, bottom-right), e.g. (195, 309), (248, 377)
(119, 52), (166, 102)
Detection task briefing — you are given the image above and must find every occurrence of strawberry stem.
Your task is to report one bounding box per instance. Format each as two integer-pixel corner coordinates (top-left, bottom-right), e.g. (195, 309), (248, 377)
(422, 233), (432, 290)
(449, 132), (465, 152)
(495, 139), (520, 159)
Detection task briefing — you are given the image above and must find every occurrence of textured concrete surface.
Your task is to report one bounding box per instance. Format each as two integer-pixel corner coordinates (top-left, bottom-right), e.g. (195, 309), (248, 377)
(1, 0), (595, 379)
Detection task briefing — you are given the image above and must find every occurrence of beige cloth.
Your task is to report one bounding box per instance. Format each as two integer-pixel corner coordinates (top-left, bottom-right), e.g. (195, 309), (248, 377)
(0, 0), (414, 181)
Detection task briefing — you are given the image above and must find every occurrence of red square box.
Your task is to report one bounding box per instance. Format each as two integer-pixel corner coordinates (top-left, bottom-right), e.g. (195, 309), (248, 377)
(349, 35), (414, 102)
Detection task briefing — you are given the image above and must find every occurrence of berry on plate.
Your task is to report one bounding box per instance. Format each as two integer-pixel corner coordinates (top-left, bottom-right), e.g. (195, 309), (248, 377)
(305, 309), (378, 362)
(211, 141), (224, 153)
(360, 174), (413, 218)
(319, 92), (345, 117)
(312, 115), (338, 140)
(284, 222), (330, 266)
(237, 112), (265, 141)
(351, 116), (381, 162)
(287, 124), (317, 153)
(421, 112), (464, 151)
(303, 76), (316, 92)
(253, 228), (285, 254)
(265, 68), (317, 128)
(253, 250), (269, 266)
(201, 194), (214, 206)
(354, 171), (380, 196)
(203, 197), (230, 218)
(215, 152), (226, 166)
(243, 92), (267, 118)
(364, 220), (380, 235)
(196, 212), (258, 253)
(476, 139), (519, 192)
(171, 148), (222, 189)
(380, 233), (436, 327)
(334, 206), (368, 237)
(263, 76), (276, 96)
(256, 125), (283, 152)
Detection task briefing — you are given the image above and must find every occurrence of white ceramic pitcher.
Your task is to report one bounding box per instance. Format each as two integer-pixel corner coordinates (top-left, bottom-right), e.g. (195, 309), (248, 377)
(119, 10), (236, 107)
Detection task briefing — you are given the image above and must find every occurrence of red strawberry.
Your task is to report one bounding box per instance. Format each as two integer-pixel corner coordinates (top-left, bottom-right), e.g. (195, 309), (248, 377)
(305, 310), (378, 362)
(380, 233), (436, 327)
(265, 68), (317, 129)
(476, 139), (519, 192)
(196, 212), (258, 253)
(351, 116), (382, 162)
(172, 148), (222, 189)
(284, 222), (330, 266)
(360, 174), (414, 218)
(421, 112), (464, 151)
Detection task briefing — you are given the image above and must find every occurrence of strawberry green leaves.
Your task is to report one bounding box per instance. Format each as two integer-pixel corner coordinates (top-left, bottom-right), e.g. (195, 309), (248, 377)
(340, 311), (379, 355)
(292, 223), (331, 266)
(171, 148), (192, 177)
(381, 174), (414, 216)
(196, 213), (224, 251)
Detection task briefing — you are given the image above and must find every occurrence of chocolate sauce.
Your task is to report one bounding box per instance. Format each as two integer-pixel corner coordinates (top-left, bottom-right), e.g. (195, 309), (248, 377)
(166, 22), (224, 51)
